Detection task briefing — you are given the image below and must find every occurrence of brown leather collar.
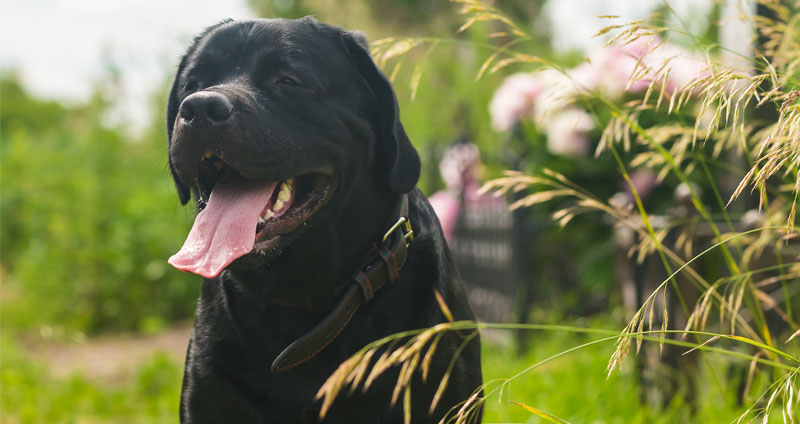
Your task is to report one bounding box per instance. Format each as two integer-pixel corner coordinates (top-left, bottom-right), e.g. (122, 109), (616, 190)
(271, 194), (414, 372)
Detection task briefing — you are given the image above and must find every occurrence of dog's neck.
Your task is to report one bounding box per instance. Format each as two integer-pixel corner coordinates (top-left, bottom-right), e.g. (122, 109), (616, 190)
(269, 193), (412, 371)
(269, 190), (405, 312)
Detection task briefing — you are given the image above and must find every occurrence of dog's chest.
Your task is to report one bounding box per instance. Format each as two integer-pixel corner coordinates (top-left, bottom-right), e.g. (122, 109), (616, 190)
(193, 292), (409, 422)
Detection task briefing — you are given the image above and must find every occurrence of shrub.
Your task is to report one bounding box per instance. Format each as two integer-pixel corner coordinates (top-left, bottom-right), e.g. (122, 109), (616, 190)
(1, 76), (198, 334)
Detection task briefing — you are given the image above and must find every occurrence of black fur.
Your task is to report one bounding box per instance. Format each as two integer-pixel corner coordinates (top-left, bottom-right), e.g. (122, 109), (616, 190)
(167, 17), (482, 423)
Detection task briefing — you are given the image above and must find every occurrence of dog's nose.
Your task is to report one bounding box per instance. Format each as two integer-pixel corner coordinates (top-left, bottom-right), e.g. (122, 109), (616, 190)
(179, 91), (234, 126)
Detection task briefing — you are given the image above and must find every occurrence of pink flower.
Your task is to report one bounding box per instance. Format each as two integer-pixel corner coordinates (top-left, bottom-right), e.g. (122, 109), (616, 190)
(531, 69), (581, 125)
(489, 73), (546, 131)
(618, 34), (662, 58)
(572, 35), (709, 99)
(545, 108), (595, 157)
(568, 61), (601, 92)
(609, 35), (709, 96)
(576, 36), (662, 98)
(428, 191), (460, 241)
(439, 143), (481, 190)
(650, 45), (710, 94)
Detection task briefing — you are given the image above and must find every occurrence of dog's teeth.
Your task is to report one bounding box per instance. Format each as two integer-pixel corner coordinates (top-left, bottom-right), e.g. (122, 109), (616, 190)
(273, 199), (285, 211)
(258, 217), (266, 225)
(278, 182), (291, 202)
(264, 209), (275, 220)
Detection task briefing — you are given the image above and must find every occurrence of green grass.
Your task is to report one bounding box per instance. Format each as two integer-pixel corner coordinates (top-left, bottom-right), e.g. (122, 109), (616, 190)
(2, 313), (775, 423)
(1, 334), (182, 424)
(479, 314), (785, 423)
(481, 329), (645, 423)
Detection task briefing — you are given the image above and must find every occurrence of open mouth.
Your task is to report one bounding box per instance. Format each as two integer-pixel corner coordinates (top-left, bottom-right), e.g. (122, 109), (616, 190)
(168, 154), (336, 278)
(198, 155), (336, 246)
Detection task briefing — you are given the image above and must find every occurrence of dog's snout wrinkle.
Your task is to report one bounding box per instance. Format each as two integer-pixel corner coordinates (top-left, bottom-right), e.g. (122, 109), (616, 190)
(179, 91), (234, 126)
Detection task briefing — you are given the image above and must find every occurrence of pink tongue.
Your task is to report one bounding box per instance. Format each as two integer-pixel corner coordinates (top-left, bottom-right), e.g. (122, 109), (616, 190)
(169, 175), (277, 278)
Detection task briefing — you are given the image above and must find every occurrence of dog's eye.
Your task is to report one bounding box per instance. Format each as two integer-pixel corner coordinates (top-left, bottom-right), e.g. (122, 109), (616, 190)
(276, 76), (302, 87)
(184, 81), (199, 93)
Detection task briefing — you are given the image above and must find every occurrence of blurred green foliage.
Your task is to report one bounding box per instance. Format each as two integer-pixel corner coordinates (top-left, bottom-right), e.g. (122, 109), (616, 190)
(1, 76), (197, 335)
(1, 334), (181, 423)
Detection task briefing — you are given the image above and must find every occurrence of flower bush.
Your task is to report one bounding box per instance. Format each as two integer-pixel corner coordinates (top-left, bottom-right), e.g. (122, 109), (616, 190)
(489, 34), (710, 159)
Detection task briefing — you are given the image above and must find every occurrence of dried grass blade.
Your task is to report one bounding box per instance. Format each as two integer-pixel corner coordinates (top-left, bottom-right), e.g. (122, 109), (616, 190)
(476, 49), (503, 81)
(434, 289), (455, 322)
(422, 333), (444, 381)
(389, 61), (403, 83)
(593, 24), (624, 37)
(429, 374), (450, 414)
(785, 376), (796, 424)
(510, 401), (571, 424)
(346, 350), (375, 394)
(403, 386), (412, 424)
(409, 63), (423, 101)
(683, 335), (720, 356)
(365, 349), (393, 389)
(786, 329), (800, 344)
(391, 360), (412, 406)
(763, 383), (781, 424)
(455, 391), (481, 423)
(509, 190), (570, 210)
(743, 351), (764, 401)
(660, 292), (668, 354)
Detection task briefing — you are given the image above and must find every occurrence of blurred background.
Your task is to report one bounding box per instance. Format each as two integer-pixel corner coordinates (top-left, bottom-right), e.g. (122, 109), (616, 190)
(2, 0), (798, 422)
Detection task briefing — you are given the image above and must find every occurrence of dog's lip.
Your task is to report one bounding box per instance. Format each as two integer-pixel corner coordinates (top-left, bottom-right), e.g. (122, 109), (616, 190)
(195, 155), (334, 207)
(251, 171), (337, 250)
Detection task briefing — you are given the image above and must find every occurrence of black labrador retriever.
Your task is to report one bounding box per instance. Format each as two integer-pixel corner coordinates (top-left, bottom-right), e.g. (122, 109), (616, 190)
(166, 17), (482, 423)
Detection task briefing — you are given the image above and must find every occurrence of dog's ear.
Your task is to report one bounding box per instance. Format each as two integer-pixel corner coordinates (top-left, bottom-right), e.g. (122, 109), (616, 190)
(342, 31), (421, 194)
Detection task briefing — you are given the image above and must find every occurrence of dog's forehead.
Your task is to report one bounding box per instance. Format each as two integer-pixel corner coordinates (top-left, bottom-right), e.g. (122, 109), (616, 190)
(187, 19), (349, 73)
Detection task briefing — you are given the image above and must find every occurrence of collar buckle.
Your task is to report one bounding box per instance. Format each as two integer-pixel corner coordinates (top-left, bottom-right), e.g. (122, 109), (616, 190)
(382, 216), (414, 248)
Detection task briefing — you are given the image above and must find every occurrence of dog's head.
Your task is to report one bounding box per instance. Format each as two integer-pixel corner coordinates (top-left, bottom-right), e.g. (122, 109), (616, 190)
(166, 18), (420, 279)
